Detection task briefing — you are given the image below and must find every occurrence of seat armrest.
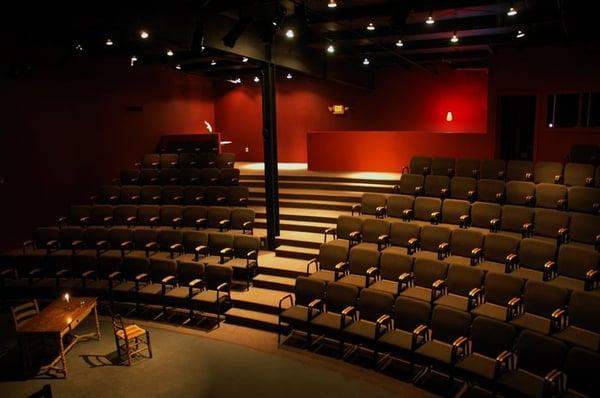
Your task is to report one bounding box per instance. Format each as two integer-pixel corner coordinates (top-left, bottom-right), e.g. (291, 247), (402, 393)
(467, 287), (483, 311)
(375, 314), (392, 339)
(126, 216), (138, 227)
(149, 216), (159, 227)
(120, 240), (133, 256)
(145, 241), (158, 257)
(306, 258), (319, 276)
(324, 227), (337, 243)
(172, 217), (183, 228)
(554, 174), (563, 184)
(557, 228), (569, 245)
(440, 188), (449, 199)
(522, 222), (534, 238)
(543, 261), (557, 281)
(505, 253), (519, 273)
(377, 234), (390, 251)
(366, 266), (379, 287)
(220, 247), (234, 263)
(108, 271), (123, 280)
(507, 296), (523, 321)
(437, 242), (450, 260)
(218, 219), (231, 232)
(525, 172), (533, 181)
(495, 350), (516, 378)
(431, 279), (446, 302)
(414, 186), (423, 196)
(551, 308), (568, 333)
(194, 245), (209, 261)
(498, 170), (505, 180)
(375, 206), (387, 219)
(160, 276), (176, 294)
(459, 214), (471, 229)
(470, 247), (483, 266)
(399, 272), (414, 291)
(278, 294), (294, 311)
(407, 238), (420, 255)
(246, 250), (258, 260)
(467, 190), (476, 203)
(169, 243), (184, 259)
(340, 306), (356, 329)
(195, 218), (207, 230)
(242, 221), (253, 234)
(348, 231), (362, 247)
(544, 369), (567, 396)
(525, 195), (536, 206)
(495, 192), (505, 204)
(585, 177), (594, 187)
(216, 282), (230, 295)
(58, 216), (68, 227)
(430, 211), (441, 225)
(351, 203), (361, 216)
(490, 218), (500, 233)
(557, 198), (567, 210)
(307, 298), (323, 320)
(585, 269), (599, 291)
(412, 324), (430, 348)
(334, 261), (348, 281)
(451, 336), (470, 364)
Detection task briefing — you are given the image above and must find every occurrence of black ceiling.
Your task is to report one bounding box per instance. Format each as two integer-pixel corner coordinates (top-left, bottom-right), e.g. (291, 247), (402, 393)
(2, 0), (596, 87)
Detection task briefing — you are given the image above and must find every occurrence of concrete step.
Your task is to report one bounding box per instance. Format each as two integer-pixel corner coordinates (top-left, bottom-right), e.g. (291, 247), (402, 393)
(250, 206), (346, 224)
(224, 307), (279, 332)
(242, 180), (393, 194)
(258, 252), (309, 278)
(247, 188), (361, 203)
(239, 174), (399, 186)
(275, 245), (319, 260)
(254, 218), (333, 234)
(230, 287), (288, 315)
(248, 198), (352, 212)
(252, 274), (296, 293)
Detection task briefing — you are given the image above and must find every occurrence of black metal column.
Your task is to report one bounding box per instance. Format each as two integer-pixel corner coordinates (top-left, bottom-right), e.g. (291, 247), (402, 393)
(261, 49), (280, 250)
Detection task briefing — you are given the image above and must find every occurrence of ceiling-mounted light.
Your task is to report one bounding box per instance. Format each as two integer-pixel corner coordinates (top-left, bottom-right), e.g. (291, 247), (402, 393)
(396, 39), (404, 47)
(285, 28), (295, 38)
(507, 2), (518, 17)
(166, 49), (174, 57)
(367, 22), (375, 31)
(426, 12), (435, 25)
(130, 56), (138, 67)
(286, 73), (292, 79)
(516, 29), (526, 38)
(328, 0), (337, 8)
(210, 59), (217, 66)
(140, 30), (149, 39)
(254, 76), (260, 83)
(75, 43), (83, 51)
(227, 77), (242, 84)
(363, 57), (370, 65)
(327, 44), (335, 53)
(242, 57), (249, 62)
(105, 38), (114, 46)
(450, 32), (459, 44)
(175, 64), (182, 70)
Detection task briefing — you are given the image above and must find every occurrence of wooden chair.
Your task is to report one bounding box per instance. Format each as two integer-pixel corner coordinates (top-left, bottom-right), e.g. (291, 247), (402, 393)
(11, 300), (39, 329)
(111, 314), (153, 366)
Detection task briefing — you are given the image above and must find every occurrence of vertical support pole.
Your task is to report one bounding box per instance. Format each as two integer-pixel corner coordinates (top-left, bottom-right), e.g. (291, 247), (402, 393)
(262, 45), (280, 250)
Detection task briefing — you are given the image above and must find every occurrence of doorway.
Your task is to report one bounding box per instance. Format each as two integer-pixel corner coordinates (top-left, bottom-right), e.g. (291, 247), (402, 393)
(497, 95), (536, 160)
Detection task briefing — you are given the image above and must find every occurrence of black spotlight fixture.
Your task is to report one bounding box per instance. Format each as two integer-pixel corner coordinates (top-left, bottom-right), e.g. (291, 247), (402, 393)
(260, 4), (287, 43)
(223, 16), (253, 48)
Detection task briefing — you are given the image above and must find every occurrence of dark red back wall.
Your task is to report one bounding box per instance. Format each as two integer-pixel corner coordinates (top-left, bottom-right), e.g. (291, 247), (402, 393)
(214, 65), (489, 164)
(0, 58), (214, 250)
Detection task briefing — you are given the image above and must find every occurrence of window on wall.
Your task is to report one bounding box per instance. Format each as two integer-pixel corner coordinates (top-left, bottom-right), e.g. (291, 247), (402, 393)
(547, 92), (600, 128)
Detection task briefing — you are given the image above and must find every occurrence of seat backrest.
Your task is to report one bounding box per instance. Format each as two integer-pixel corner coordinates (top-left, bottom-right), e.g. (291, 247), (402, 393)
(318, 243), (348, 271)
(90, 205), (114, 225)
(516, 331), (567, 377)
(68, 205), (91, 225)
(430, 306), (471, 344)
(182, 230), (209, 253)
(393, 296), (431, 332)
(477, 179), (505, 203)
(180, 168), (201, 185)
(557, 244), (600, 282)
(120, 185), (141, 204)
(358, 288), (394, 322)
(450, 177), (476, 200)
(360, 219), (390, 244)
(564, 347), (600, 396)
(207, 206), (231, 228)
(205, 186), (228, 205)
(500, 205), (533, 233)
(534, 208), (570, 238)
(208, 232), (234, 254)
(535, 183), (567, 209)
(178, 153), (198, 168)
(83, 226), (109, 247)
(205, 264), (233, 290)
(160, 205), (183, 226)
(470, 202), (501, 229)
(361, 193), (387, 216)
(410, 156), (432, 175)
(140, 168), (160, 185)
(159, 168), (181, 185)
(569, 144), (599, 164)
(431, 157), (455, 176)
(484, 272), (524, 307)
(149, 258), (178, 282)
(413, 258), (447, 288)
(295, 276), (326, 307)
(522, 280), (569, 317)
(108, 226), (133, 247)
(446, 265), (484, 296)
(419, 225), (451, 252)
(336, 216), (363, 240)
(227, 186), (250, 206)
(506, 160), (533, 182)
(219, 168), (240, 186)
(386, 195), (414, 219)
(111, 314), (127, 337)
(120, 169), (140, 185)
(11, 300), (39, 329)
(568, 291), (600, 334)
(217, 153), (236, 169)
(231, 208), (255, 230)
(414, 197), (441, 221)
(160, 153), (178, 169)
(379, 252), (414, 281)
(483, 233), (520, 263)
(177, 261), (204, 285)
(58, 226), (84, 248)
(199, 167), (221, 185)
(183, 185), (206, 205)
(233, 234), (260, 258)
(348, 246), (380, 275)
(183, 206), (208, 228)
(564, 163), (595, 187)
(157, 229), (182, 250)
(480, 159), (506, 180)
(140, 185), (161, 203)
(567, 186), (600, 214)
(441, 199), (470, 225)
(424, 175), (450, 197)
(138, 205), (160, 226)
(534, 161), (563, 184)
(470, 316), (516, 358)
(569, 213), (600, 244)
(518, 238), (556, 271)
(162, 185), (183, 204)
(389, 221), (420, 248)
(133, 227), (157, 247)
(455, 158), (480, 178)
(398, 174), (424, 195)
(449, 229), (484, 258)
(325, 282), (359, 313)
(505, 181), (535, 206)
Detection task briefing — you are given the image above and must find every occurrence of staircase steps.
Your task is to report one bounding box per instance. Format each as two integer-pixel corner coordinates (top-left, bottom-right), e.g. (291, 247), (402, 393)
(242, 180), (393, 194)
(254, 218), (333, 234)
(275, 245), (319, 260)
(224, 308), (279, 332)
(252, 274), (296, 293)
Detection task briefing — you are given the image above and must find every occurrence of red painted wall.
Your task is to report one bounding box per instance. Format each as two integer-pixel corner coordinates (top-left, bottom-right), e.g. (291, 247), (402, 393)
(488, 44), (600, 161)
(214, 65), (489, 165)
(0, 58), (215, 250)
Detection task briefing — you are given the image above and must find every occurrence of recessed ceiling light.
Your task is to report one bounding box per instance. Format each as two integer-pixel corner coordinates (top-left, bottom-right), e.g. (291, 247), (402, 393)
(328, 0), (337, 8)
(254, 76), (260, 83)
(285, 29), (295, 38)
(367, 22), (375, 31)
(516, 30), (526, 38)
(166, 49), (174, 57)
(75, 43), (83, 51)
(426, 14), (435, 25)
(105, 38), (114, 46)
(507, 7), (517, 16)
(210, 59), (217, 66)
(396, 39), (404, 47)
(450, 32), (459, 44)
(548, 122), (554, 128)
(175, 64), (182, 70)
(140, 30), (149, 39)
(130, 56), (138, 67)
(363, 57), (370, 65)
(286, 73), (292, 79)
(327, 44), (335, 53)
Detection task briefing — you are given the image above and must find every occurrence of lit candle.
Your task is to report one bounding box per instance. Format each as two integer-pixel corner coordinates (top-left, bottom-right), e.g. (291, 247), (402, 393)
(64, 293), (70, 304)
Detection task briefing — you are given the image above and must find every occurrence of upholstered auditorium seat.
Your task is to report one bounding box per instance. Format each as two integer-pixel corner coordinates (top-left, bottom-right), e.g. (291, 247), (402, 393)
(564, 213), (600, 252)
(199, 168), (220, 185)
(201, 232), (234, 266)
(546, 244), (600, 291)
(444, 229), (485, 267)
(469, 202), (501, 234)
(413, 225), (451, 261)
(139, 153), (160, 169)
(477, 233), (520, 274)
(561, 347), (600, 398)
(480, 159), (506, 180)
(307, 243), (348, 283)
(137, 205), (160, 227)
(222, 234), (260, 289)
(180, 168), (201, 185)
(159, 168), (180, 185)
(411, 197), (442, 225)
(454, 158), (480, 178)
(137, 257), (178, 308)
(535, 183), (567, 209)
(160, 153), (179, 169)
(60, 205), (92, 227)
(175, 230), (209, 264)
(423, 175), (450, 198)
(119, 185), (141, 204)
(497, 205), (534, 238)
(206, 207), (231, 231)
(567, 186), (600, 214)
(471, 272), (525, 322)
(227, 186), (249, 207)
(476, 179), (505, 203)
(157, 205), (183, 229)
(352, 218), (390, 252)
(140, 185), (162, 204)
(564, 163), (595, 187)
(369, 251), (413, 296)
(119, 169), (140, 185)
(183, 186), (205, 205)
(431, 157), (455, 177)
(505, 181), (535, 206)
(449, 177), (477, 201)
(533, 161), (563, 184)
(553, 291), (600, 351)
(509, 238), (556, 281)
(204, 186), (228, 206)
(508, 280), (569, 334)
(139, 168), (160, 185)
(178, 153), (198, 168)
(219, 168), (240, 186)
(385, 195), (414, 219)
(436, 199), (470, 228)
(230, 208), (255, 234)
(163, 261), (205, 316)
(182, 206), (207, 230)
(189, 264), (232, 327)
(352, 193), (387, 218)
(506, 160), (534, 182)
(198, 152), (217, 168)
(531, 208), (570, 245)
(161, 186), (183, 205)
(217, 153), (235, 169)
(398, 258), (447, 303)
(323, 215), (363, 251)
(410, 156), (432, 175)
(337, 246), (381, 290)
(96, 185), (120, 205)
(394, 174), (424, 196)
(278, 276), (326, 343)
(433, 265), (484, 312)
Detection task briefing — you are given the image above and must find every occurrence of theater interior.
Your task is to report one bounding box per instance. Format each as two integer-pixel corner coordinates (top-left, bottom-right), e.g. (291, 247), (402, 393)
(1, 1), (600, 397)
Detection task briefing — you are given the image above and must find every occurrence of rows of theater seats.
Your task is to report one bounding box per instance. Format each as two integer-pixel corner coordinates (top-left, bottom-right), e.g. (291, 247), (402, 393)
(117, 167), (240, 186)
(137, 152), (235, 170)
(91, 185), (249, 207)
(1, 229), (263, 324)
(59, 205), (255, 233)
(279, 277), (599, 397)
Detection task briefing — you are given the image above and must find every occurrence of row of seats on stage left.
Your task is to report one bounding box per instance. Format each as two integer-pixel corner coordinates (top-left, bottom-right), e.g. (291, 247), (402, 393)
(384, 177), (600, 214)
(279, 276), (600, 397)
(91, 185), (249, 207)
(407, 156), (600, 187)
(58, 205), (255, 233)
(117, 167), (239, 186)
(137, 152), (235, 170)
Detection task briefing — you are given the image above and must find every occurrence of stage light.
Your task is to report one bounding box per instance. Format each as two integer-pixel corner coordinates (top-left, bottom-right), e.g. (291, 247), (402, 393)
(175, 64), (182, 70)
(130, 56), (137, 67)
(450, 32), (459, 44)
(166, 49), (174, 56)
(328, 0), (337, 8)
(286, 73), (292, 79)
(254, 76), (260, 82)
(426, 12), (435, 25)
(363, 57), (370, 65)
(367, 22), (375, 31)
(396, 39), (404, 47)
(285, 28), (295, 38)
(446, 111), (453, 122)
(516, 30), (526, 38)
(210, 59), (217, 66)
(327, 44), (335, 53)
(105, 38), (114, 46)
(140, 30), (149, 39)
